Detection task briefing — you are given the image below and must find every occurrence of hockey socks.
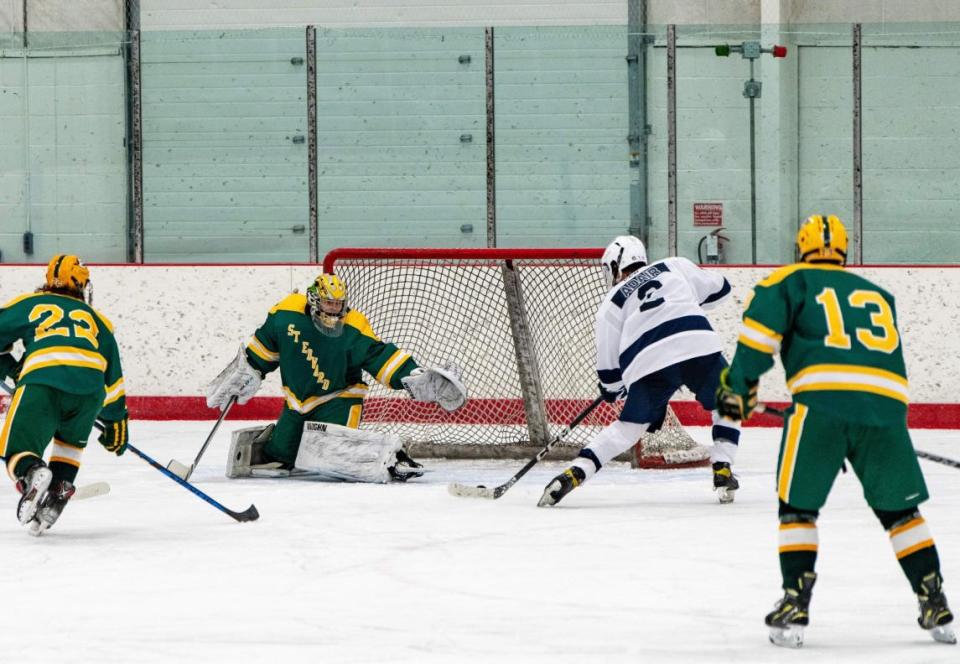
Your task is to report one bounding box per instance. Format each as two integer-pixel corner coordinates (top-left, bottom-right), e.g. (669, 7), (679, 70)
(881, 511), (941, 593)
(571, 419), (650, 479)
(777, 503), (818, 592)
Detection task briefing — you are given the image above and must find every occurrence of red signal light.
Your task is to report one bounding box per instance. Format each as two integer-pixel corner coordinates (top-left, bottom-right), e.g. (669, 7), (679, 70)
(772, 45), (788, 58)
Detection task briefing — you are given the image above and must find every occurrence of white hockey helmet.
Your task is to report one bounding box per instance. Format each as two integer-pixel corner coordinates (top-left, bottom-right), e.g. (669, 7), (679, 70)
(601, 235), (647, 287)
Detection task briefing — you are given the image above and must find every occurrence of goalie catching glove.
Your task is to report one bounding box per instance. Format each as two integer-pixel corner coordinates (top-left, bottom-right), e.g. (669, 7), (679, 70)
(206, 345), (263, 411)
(401, 362), (467, 412)
(715, 367), (758, 421)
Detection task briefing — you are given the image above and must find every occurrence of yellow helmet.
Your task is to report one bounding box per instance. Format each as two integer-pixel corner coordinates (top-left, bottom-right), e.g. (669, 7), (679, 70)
(796, 214), (848, 265)
(45, 254), (90, 298)
(306, 273), (347, 336)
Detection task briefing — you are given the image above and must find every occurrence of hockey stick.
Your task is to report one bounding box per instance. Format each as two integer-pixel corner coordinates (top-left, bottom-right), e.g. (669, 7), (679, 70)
(74, 481), (111, 500)
(755, 404), (960, 470)
(89, 419), (259, 522)
(448, 395), (605, 500)
(166, 395), (237, 481)
(125, 442), (259, 522)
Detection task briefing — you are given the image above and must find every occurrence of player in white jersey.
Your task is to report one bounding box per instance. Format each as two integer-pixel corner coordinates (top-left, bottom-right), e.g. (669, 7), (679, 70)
(539, 235), (742, 506)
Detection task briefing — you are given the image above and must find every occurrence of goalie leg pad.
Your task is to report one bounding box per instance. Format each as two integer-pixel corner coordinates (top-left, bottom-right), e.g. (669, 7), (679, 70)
(295, 422), (403, 484)
(225, 424), (274, 478)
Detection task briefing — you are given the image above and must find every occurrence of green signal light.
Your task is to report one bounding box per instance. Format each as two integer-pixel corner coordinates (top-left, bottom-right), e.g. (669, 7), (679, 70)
(715, 44), (731, 57)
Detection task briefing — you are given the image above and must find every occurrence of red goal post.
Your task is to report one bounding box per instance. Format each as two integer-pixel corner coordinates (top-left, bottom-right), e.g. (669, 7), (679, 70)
(324, 247), (709, 469)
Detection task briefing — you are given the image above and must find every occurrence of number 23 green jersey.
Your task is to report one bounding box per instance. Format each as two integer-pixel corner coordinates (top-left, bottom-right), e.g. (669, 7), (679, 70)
(728, 263), (907, 426)
(0, 291), (127, 420)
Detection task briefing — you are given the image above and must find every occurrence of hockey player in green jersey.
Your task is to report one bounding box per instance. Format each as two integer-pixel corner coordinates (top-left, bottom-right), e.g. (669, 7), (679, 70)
(0, 255), (129, 535)
(717, 215), (955, 648)
(207, 273), (467, 482)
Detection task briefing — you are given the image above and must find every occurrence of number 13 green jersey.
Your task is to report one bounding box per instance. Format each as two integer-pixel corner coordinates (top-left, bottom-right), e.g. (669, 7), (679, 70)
(728, 263), (907, 426)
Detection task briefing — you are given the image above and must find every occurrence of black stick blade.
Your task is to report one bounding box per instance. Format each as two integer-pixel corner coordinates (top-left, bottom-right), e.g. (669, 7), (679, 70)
(229, 504), (260, 522)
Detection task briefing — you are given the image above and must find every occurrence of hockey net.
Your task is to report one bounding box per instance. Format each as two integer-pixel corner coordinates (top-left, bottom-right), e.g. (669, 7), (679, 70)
(324, 248), (709, 469)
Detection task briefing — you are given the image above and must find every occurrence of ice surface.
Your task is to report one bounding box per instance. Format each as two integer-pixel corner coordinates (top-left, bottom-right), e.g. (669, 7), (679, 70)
(1, 423), (958, 663)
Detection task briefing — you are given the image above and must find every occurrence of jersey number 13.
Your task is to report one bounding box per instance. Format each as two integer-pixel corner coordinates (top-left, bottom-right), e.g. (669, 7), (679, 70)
(814, 287), (899, 354)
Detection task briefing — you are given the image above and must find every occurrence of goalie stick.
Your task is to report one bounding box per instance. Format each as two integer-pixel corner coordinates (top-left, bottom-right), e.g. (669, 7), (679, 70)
(755, 404), (960, 470)
(448, 395), (604, 500)
(166, 395), (237, 481)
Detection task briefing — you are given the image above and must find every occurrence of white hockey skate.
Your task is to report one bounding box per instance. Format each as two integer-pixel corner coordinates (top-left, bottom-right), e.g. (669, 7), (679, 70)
(929, 624), (957, 645)
(16, 464), (53, 527)
(28, 480), (76, 537)
(768, 624), (805, 649)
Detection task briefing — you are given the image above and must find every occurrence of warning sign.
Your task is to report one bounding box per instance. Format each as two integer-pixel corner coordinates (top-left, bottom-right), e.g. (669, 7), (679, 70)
(693, 203), (723, 227)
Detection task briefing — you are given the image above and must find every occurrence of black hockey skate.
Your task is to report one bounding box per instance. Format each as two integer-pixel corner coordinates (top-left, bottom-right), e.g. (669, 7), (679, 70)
(30, 480), (76, 536)
(16, 462), (53, 527)
(712, 462), (739, 504)
(537, 466), (586, 507)
(765, 571), (817, 648)
(918, 572), (957, 644)
(388, 449), (424, 482)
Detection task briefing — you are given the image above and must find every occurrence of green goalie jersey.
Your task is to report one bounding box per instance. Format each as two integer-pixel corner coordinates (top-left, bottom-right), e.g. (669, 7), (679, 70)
(0, 291), (127, 420)
(728, 263), (908, 426)
(244, 293), (418, 413)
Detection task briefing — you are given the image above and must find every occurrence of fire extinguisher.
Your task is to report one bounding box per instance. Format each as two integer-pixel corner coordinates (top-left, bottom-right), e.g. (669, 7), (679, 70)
(698, 227), (729, 264)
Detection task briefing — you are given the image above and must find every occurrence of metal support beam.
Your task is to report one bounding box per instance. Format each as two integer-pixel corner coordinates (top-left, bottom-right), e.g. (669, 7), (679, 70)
(666, 25), (677, 256)
(852, 23), (863, 264)
(125, 1), (144, 262)
(627, 0), (650, 243)
(501, 260), (550, 447)
(485, 27), (497, 248)
(307, 25), (318, 263)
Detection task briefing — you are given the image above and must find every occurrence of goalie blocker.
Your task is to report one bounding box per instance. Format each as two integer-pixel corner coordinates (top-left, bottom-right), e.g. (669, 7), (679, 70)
(226, 421), (424, 483)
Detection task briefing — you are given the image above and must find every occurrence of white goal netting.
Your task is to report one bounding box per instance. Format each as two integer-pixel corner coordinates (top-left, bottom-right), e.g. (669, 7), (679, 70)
(326, 248), (709, 468)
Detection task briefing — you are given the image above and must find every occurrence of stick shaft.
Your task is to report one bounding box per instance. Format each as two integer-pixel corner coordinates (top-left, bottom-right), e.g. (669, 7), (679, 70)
(127, 443), (258, 522)
(450, 395), (605, 500)
(182, 395), (237, 480)
(496, 396), (604, 494)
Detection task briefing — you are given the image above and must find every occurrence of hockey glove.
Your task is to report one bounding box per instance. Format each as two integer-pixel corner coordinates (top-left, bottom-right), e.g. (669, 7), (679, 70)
(598, 382), (626, 403)
(206, 345), (263, 411)
(401, 362), (467, 412)
(715, 367), (758, 421)
(0, 352), (21, 383)
(98, 416), (129, 456)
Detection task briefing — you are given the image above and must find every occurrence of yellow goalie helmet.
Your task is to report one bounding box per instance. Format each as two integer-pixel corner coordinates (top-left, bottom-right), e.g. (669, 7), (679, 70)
(45, 254), (91, 301)
(796, 214), (848, 265)
(306, 273), (347, 336)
